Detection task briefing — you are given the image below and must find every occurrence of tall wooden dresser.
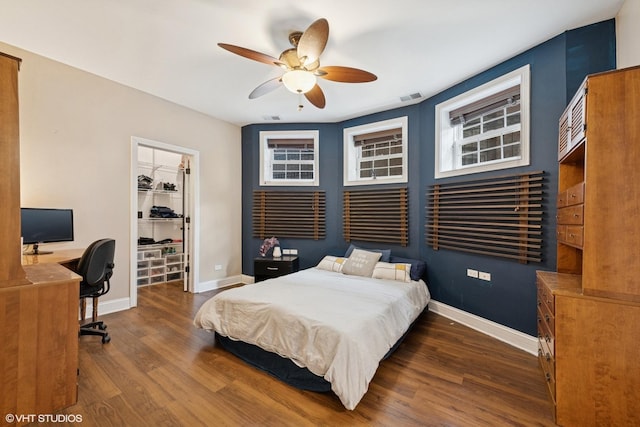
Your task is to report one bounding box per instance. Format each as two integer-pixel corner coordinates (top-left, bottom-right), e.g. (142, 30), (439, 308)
(0, 52), (80, 426)
(537, 66), (640, 426)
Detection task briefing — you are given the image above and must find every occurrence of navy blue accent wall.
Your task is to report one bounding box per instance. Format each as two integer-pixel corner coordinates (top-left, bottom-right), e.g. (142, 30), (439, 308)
(241, 20), (616, 336)
(566, 19), (616, 102)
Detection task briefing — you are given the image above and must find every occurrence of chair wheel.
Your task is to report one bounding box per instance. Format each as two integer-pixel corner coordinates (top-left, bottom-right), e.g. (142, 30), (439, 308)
(102, 335), (111, 344)
(98, 324), (107, 330)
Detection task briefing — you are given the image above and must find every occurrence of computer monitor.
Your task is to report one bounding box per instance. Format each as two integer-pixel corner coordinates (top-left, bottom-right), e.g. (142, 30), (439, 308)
(21, 208), (74, 255)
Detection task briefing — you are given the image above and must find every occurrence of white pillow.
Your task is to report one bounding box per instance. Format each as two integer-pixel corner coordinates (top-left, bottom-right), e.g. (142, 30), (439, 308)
(341, 248), (381, 277)
(372, 262), (412, 283)
(316, 255), (347, 272)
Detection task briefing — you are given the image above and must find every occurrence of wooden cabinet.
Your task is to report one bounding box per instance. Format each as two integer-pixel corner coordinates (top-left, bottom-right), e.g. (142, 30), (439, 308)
(537, 271), (640, 427)
(1, 51), (79, 425)
(1, 265), (81, 424)
(539, 66), (640, 426)
(558, 86), (586, 161)
(254, 256), (299, 282)
(0, 52), (28, 288)
(557, 66), (640, 301)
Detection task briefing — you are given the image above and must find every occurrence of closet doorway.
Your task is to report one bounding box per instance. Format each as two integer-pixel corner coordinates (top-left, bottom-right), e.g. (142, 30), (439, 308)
(130, 137), (199, 307)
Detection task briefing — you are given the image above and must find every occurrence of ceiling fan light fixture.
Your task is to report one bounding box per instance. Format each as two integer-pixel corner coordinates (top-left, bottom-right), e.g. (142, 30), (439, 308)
(282, 69), (316, 94)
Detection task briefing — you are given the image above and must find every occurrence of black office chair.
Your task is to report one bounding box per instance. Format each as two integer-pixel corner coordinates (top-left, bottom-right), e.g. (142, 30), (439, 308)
(77, 238), (115, 344)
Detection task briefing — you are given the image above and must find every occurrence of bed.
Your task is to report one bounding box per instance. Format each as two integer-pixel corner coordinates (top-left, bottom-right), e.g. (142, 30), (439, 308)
(193, 248), (430, 410)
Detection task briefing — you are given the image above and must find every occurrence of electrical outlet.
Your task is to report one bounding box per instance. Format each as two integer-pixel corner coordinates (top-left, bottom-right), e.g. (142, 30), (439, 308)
(214, 264), (222, 271)
(467, 268), (479, 278)
(479, 271), (491, 281)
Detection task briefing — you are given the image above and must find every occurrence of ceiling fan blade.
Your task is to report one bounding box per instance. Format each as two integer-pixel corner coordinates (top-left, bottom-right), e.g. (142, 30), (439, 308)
(218, 43), (285, 67)
(304, 84), (326, 109)
(297, 18), (329, 67)
(248, 77), (283, 99)
(317, 66), (377, 83)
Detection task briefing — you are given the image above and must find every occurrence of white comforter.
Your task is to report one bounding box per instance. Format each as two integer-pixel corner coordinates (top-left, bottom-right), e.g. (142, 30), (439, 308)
(193, 267), (430, 410)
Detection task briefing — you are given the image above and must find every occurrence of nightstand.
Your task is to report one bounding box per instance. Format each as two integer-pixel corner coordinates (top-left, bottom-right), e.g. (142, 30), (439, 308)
(254, 256), (299, 282)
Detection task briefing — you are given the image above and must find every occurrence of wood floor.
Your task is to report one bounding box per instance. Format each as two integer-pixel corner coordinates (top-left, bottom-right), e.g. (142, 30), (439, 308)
(44, 282), (555, 427)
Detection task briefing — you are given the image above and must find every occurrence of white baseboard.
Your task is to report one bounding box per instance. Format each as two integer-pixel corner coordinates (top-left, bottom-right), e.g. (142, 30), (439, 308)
(82, 296), (130, 320)
(428, 300), (538, 356)
(195, 275), (243, 293)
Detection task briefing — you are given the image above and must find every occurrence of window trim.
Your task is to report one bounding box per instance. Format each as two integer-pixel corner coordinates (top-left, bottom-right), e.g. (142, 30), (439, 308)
(343, 116), (409, 186)
(260, 130), (319, 186)
(435, 64), (530, 179)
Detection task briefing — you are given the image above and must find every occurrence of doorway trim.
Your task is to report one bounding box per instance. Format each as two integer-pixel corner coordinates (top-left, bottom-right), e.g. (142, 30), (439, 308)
(130, 136), (201, 307)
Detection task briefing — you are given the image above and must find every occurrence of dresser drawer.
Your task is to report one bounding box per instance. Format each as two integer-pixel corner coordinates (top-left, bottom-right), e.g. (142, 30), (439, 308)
(564, 225), (583, 247)
(537, 280), (555, 313)
(537, 305), (555, 358)
(557, 204), (584, 225)
(538, 336), (555, 376)
(537, 304), (555, 343)
(564, 182), (584, 206)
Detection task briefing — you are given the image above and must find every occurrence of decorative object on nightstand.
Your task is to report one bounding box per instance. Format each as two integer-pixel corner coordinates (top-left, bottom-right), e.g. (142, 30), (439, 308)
(254, 255), (299, 283)
(259, 236), (280, 257)
(272, 246), (282, 258)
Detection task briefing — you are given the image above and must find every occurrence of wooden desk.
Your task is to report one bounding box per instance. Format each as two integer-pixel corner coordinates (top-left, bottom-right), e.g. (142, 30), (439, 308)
(22, 248), (85, 269)
(1, 251), (83, 425)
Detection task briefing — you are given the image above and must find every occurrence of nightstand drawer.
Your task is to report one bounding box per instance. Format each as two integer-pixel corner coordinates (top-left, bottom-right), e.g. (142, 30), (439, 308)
(254, 256), (299, 282)
(254, 262), (295, 276)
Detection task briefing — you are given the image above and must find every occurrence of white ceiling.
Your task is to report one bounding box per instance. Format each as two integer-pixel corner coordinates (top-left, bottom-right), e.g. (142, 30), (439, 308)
(0, 0), (624, 126)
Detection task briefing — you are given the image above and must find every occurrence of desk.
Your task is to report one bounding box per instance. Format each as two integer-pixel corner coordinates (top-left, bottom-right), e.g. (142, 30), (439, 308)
(22, 248), (85, 269)
(23, 248), (96, 326)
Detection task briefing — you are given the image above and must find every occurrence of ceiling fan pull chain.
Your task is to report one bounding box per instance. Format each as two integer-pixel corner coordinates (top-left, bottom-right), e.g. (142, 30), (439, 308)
(297, 93), (304, 111)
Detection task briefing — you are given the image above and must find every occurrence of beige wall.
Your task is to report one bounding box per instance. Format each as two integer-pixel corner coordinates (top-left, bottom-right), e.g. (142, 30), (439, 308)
(617, 0), (640, 68)
(1, 41), (242, 305)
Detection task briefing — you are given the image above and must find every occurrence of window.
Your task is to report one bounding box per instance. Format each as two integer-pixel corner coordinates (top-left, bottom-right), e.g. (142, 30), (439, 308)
(343, 117), (408, 186)
(260, 130), (319, 186)
(435, 65), (530, 179)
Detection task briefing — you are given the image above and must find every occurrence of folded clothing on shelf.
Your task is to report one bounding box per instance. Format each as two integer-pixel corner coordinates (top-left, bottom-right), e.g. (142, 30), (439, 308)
(149, 205), (181, 218)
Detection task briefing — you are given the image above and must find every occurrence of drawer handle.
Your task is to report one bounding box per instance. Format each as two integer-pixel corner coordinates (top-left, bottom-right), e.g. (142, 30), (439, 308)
(266, 267), (279, 271)
(546, 352), (551, 361)
(570, 193), (576, 198)
(546, 373), (551, 382)
(574, 213), (580, 218)
(545, 314), (550, 323)
(545, 334), (551, 343)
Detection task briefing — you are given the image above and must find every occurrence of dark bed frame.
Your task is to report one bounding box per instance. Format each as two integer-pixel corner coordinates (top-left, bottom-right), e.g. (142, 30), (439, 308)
(216, 254), (429, 393)
(214, 308), (426, 393)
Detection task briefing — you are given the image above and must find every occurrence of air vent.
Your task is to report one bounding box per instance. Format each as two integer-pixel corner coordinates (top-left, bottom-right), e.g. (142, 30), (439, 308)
(262, 115), (281, 121)
(400, 92), (422, 102)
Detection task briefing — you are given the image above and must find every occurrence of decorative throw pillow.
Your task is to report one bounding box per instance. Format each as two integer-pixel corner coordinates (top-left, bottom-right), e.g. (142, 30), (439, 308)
(344, 243), (391, 262)
(341, 248), (381, 277)
(316, 255), (347, 272)
(372, 262), (412, 283)
(388, 255), (427, 281)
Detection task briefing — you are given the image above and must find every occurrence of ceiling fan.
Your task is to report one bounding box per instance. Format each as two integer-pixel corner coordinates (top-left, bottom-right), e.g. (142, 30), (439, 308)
(218, 18), (377, 110)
